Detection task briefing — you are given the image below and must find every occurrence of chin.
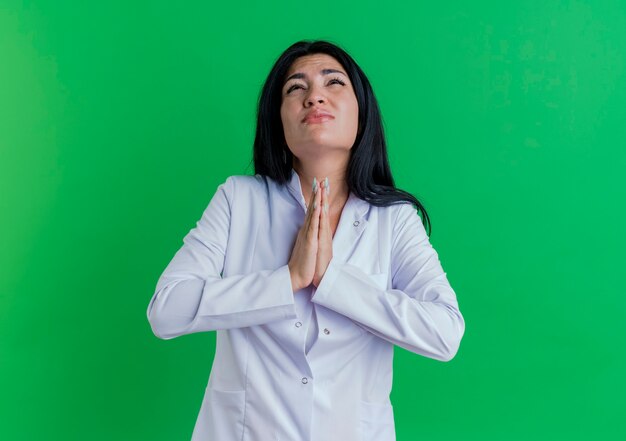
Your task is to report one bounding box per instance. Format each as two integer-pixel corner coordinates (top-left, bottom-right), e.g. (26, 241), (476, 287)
(307, 133), (354, 148)
(299, 145), (352, 160)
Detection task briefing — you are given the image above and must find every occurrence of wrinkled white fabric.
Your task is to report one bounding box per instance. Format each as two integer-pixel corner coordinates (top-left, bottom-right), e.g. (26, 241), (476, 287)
(147, 168), (465, 441)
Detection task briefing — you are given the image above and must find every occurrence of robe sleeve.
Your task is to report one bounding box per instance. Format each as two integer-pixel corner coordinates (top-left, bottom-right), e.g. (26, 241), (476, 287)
(146, 176), (296, 340)
(311, 203), (465, 361)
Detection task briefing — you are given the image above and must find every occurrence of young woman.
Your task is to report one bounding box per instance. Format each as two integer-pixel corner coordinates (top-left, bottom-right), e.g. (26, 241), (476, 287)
(147, 39), (465, 441)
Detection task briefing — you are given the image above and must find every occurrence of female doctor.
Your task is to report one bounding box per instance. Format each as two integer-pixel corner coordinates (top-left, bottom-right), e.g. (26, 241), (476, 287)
(147, 39), (465, 441)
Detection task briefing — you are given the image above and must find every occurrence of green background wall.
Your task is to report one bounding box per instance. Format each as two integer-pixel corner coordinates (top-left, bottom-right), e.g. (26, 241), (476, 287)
(1, 1), (624, 439)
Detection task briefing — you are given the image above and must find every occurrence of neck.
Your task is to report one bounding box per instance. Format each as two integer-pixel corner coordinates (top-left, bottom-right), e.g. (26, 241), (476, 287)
(293, 158), (350, 208)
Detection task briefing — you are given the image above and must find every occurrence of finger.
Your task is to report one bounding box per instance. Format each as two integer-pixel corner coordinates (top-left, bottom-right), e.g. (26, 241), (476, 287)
(315, 179), (331, 283)
(323, 177), (330, 218)
(304, 177), (318, 230)
(309, 180), (321, 236)
(319, 176), (326, 220)
(317, 179), (325, 244)
(319, 177), (331, 241)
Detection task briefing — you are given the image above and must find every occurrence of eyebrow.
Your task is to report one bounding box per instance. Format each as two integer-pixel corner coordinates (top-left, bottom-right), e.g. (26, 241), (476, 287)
(283, 68), (347, 85)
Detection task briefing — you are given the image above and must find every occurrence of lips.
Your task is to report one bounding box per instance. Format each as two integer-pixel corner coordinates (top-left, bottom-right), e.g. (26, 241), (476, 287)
(302, 110), (335, 123)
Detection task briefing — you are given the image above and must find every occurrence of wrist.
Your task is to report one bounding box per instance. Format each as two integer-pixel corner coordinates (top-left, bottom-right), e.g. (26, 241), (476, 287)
(288, 264), (301, 292)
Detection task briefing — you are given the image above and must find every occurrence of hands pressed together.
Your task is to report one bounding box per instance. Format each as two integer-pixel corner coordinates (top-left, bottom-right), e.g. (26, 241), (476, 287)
(288, 177), (333, 292)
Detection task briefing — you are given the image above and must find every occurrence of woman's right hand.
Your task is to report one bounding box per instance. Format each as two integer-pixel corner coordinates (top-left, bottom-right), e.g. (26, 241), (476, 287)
(288, 178), (322, 292)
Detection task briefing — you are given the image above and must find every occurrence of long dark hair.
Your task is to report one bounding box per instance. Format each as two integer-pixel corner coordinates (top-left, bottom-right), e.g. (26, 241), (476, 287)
(251, 39), (431, 236)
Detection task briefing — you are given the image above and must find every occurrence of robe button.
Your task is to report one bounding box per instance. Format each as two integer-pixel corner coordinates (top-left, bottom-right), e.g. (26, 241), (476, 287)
(295, 321), (302, 328)
(353, 220), (360, 227)
(302, 377), (308, 384)
(323, 328), (330, 335)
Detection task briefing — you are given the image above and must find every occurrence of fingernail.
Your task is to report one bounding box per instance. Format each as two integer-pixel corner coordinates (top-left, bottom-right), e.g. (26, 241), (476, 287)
(313, 177), (317, 193)
(313, 201), (317, 210)
(325, 177), (330, 195)
(324, 202), (328, 213)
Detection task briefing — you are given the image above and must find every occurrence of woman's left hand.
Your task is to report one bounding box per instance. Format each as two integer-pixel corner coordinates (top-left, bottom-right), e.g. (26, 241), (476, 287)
(313, 177), (332, 287)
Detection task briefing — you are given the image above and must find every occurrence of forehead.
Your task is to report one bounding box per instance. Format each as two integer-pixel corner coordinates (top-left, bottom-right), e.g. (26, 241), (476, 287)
(285, 53), (344, 76)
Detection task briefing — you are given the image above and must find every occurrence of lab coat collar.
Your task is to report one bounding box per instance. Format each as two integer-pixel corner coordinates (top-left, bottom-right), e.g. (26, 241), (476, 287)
(285, 167), (370, 270)
(285, 167), (370, 222)
(286, 168), (307, 211)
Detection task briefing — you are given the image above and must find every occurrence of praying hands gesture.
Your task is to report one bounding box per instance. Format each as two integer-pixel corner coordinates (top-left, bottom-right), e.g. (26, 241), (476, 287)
(288, 177), (333, 292)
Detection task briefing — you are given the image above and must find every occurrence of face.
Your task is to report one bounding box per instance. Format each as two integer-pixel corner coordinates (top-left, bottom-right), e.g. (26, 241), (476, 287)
(280, 53), (359, 162)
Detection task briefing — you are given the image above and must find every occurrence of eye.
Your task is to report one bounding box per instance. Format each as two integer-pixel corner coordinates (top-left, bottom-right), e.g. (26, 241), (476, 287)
(328, 77), (346, 86)
(286, 83), (304, 94)
(286, 77), (347, 94)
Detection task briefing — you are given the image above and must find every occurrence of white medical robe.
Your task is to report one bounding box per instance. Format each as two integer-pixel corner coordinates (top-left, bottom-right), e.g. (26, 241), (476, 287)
(146, 168), (465, 440)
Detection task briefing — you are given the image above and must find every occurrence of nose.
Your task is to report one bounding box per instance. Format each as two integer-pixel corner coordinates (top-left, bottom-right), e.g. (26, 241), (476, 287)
(304, 84), (326, 107)
(306, 96), (324, 106)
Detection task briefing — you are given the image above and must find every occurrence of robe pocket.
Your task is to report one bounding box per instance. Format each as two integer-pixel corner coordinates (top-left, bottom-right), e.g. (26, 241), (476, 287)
(204, 388), (246, 440)
(359, 400), (396, 441)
